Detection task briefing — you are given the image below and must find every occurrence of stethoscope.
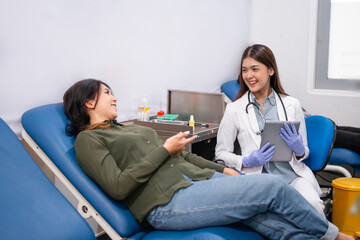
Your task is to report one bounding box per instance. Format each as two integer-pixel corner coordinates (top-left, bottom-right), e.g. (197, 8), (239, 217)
(245, 90), (288, 135)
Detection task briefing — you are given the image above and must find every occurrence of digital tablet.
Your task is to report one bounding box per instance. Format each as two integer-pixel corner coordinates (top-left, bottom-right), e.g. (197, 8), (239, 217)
(260, 121), (300, 162)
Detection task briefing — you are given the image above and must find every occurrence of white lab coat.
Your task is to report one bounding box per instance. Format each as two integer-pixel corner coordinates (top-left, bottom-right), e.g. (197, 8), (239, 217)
(215, 91), (321, 195)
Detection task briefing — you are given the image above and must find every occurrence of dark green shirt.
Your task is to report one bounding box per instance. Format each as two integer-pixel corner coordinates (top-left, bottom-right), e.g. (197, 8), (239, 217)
(74, 121), (225, 222)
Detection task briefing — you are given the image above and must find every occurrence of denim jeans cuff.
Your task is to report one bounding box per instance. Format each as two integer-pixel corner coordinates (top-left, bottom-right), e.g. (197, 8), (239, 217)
(321, 222), (339, 240)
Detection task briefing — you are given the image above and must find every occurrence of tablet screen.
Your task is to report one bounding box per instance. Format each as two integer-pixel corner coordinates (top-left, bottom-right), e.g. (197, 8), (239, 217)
(260, 121), (300, 162)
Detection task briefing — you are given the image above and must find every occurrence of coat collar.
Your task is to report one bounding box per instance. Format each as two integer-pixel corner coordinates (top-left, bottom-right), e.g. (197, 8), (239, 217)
(236, 91), (261, 147)
(236, 90), (288, 147)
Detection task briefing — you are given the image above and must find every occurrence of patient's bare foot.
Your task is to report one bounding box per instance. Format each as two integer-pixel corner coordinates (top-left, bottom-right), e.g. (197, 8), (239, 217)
(335, 232), (355, 240)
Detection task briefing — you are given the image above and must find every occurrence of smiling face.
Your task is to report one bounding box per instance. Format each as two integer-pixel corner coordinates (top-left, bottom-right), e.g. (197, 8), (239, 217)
(241, 57), (274, 99)
(86, 84), (118, 124)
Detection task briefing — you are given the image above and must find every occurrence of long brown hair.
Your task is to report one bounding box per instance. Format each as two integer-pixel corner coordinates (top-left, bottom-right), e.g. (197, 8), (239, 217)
(235, 44), (287, 100)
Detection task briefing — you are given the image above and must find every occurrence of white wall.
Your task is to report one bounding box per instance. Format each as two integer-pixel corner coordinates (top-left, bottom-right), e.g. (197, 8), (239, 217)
(0, 0), (251, 137)
(4, 0), (358, 135)
(249, 0), (360, 127)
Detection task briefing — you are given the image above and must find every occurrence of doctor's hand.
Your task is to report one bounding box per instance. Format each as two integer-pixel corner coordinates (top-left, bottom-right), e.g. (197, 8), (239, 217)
(280, 122), (305, 157)
(163, 131), (197, 155)
(242, 142), (275, 168)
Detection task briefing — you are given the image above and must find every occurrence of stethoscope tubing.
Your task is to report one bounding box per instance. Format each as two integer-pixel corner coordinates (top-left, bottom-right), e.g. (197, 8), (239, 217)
(245, 90), (288, 135)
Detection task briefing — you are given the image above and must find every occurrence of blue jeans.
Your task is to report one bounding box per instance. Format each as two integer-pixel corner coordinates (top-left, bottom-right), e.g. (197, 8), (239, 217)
(146, 173), (338, 240)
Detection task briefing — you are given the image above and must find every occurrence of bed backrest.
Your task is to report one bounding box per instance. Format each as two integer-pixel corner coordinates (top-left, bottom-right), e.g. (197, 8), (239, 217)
(21, 103), (142, 237)
(0, 117), (95, 240)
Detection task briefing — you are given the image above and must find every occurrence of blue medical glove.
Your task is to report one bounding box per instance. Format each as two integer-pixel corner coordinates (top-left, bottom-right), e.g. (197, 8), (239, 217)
(280, 122), (305, 157)
(242, 142), (275, 168)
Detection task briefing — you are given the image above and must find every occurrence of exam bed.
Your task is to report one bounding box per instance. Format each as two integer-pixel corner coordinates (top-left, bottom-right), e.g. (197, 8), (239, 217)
(0, 118), (95, 240)
(21, 103), (265, 240)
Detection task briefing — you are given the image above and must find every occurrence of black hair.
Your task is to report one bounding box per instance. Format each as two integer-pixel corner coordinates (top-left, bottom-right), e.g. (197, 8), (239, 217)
(63, 79), (111, 136)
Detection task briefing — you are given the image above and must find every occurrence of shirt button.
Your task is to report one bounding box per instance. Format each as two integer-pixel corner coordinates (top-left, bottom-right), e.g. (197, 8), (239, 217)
(171, 164), (174, 167)
(147, 140), (150, 144)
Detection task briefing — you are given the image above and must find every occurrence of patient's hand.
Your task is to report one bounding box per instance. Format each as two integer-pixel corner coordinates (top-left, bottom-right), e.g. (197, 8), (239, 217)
(223, 167), (240, 176)
(163, 131), (197, 155)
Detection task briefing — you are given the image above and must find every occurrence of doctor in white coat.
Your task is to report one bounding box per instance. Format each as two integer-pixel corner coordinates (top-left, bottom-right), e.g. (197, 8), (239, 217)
(215, 44), (325, 216)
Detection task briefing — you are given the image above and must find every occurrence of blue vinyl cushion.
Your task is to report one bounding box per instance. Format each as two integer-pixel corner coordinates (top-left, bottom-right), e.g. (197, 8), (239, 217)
(221, 80), (240, 101)
(21, 103), (265, 240)
(329, 148), (360, 173)
(0, 118), (95, 240)
(142, 225), (264, 240)
(303, 115), (336, 171)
